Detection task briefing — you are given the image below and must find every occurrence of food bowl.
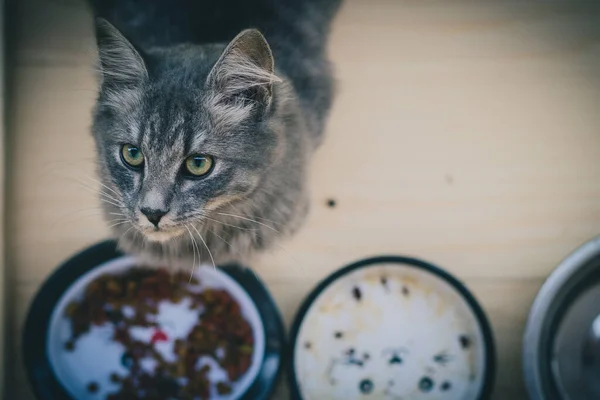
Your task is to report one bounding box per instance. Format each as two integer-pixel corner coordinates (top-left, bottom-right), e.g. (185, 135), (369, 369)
(523, 236), (600, 400)
(23, 241), (285, 400)
(287, 256), (496, 400)
(24, 244), (496, 400)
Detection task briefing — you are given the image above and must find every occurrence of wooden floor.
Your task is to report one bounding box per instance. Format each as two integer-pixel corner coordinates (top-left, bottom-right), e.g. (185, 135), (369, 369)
(6, 0), (600, 398)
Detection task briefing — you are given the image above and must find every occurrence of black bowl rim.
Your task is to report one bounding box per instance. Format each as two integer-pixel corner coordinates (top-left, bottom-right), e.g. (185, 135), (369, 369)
(286, 255), (497, 400)
(22, 240), (285, 400)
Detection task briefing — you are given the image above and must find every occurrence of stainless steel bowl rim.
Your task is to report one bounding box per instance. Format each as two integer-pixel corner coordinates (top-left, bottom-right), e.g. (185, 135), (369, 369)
(523, 236), (600, 400)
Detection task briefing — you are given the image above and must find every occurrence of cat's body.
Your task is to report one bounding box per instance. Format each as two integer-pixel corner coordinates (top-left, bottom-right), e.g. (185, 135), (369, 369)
(89, 0), (341, 267)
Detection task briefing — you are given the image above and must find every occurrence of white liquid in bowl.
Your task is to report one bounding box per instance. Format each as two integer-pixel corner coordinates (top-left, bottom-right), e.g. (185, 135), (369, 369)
(47, 256), (265, 400)
(294, 263), (488, 400)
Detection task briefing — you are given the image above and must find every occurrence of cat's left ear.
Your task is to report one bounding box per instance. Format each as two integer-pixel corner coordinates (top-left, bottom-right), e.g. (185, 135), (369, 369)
(207, 29), (279, 107)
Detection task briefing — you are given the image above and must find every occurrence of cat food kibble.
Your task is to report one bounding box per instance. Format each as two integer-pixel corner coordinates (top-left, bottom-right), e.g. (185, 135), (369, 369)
(87, 382), (100, 393)
(63, 268), (254, 400)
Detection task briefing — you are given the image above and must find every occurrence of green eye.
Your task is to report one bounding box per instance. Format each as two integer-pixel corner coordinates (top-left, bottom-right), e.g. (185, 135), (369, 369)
(121, 144), (144, 168)
(184, 155), (214, 177)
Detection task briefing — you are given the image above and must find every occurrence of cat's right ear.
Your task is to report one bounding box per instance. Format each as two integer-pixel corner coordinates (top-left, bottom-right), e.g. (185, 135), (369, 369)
(94, 18), (148, 88)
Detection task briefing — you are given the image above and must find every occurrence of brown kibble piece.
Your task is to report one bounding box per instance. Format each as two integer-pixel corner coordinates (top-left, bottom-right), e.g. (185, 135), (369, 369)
(65, 301), (79, 317)
(239, 344), (253, 355)
(217, 381), (232, 395)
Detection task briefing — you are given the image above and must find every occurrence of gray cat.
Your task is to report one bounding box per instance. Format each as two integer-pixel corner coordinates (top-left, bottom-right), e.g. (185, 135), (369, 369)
(88, 0), (342, 268)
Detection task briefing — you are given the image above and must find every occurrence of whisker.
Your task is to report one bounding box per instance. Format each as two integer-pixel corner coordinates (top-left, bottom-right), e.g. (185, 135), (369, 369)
(118, 226), (135, 245)
(191, 224), (216, 272)
(94, 187), (123, 202)
(214, 213), (297, 263)
(49, 209), (104, 232)
(217, 212), (280, 233)
(73, 181), (123, 207)
(107, 220), (131, 229)
(82, 175), (122, 198)
(185, 224), (200, 282)
(182, 211), (258, 231)
(204, 217), (258, 231)
(208, 229), (232, 250)
(208, 229), (260, 280)
(75, 182), (119, 205)
(271, 241), (300, 263)
(133, 228), (141, 246)
(228, 203), (284, 227)
(141, 231), (148, 250)
(95, 188), (124, 203)
(98, 191), (124, 205)
(182, 208), (297, 263)
(74, 177), (124, 205)
(99, 197), (125, 209)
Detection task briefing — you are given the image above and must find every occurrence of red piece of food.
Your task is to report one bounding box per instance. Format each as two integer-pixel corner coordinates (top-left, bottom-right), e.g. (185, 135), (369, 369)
(150, 330), (168, 343)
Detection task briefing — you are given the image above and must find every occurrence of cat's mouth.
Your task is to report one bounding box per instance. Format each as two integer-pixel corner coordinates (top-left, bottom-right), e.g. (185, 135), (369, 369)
(141, 227), (186, 243)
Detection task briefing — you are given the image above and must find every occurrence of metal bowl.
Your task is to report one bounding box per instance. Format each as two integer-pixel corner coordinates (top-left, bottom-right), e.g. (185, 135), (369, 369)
(523, 236), (600, 400)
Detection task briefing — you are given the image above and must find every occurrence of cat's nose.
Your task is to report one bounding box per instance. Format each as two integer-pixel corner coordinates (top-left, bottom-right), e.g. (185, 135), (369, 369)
(140, 208), (168, 227)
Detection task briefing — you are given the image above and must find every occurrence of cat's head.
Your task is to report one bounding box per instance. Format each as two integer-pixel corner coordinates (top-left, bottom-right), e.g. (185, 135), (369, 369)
(91, 19), (284, 244)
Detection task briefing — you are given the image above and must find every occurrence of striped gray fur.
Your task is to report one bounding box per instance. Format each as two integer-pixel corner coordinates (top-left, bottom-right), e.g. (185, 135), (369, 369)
(89, 0), (341, 267)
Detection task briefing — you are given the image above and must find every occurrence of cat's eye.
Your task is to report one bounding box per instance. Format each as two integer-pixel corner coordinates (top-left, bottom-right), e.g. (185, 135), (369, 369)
(121, 144), (144, 168)
(184, 154), (214, 177)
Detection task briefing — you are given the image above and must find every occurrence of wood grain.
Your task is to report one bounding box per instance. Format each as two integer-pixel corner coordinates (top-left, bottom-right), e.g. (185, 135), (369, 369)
(6, 0), (600, 399)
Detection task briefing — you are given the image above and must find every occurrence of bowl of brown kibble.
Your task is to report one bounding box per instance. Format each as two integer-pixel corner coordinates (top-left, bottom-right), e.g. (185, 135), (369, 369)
(23, 241), (285, 400)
